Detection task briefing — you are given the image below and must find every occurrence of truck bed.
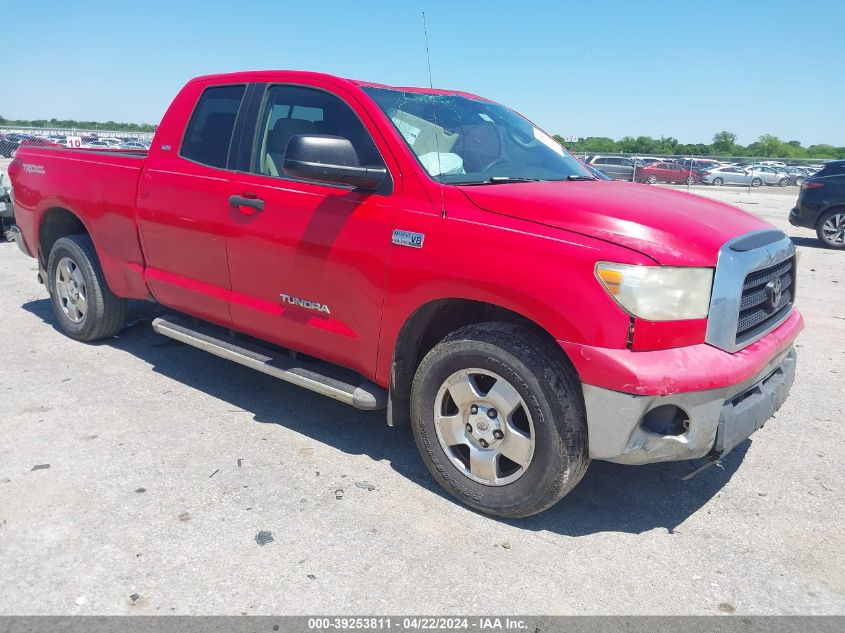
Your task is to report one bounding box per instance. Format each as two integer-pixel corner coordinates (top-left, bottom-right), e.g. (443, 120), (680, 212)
(10, 145), (150, 299)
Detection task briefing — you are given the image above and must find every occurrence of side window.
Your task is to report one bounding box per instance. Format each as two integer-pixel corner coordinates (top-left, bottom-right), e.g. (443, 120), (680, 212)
(181, 85), (245, 169)
(255, 85), (384, 178)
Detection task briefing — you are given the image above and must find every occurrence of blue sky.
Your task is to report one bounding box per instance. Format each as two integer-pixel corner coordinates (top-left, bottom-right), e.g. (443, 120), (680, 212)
(3, 0), (843, 145)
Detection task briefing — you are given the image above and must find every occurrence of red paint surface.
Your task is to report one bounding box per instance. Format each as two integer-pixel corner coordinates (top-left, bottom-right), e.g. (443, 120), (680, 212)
(8, 70), (800, 392)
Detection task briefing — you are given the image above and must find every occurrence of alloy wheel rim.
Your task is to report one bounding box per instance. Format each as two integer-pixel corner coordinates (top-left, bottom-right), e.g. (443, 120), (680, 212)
(55, 256), (87, 323)
(822, 213), (845, 245)
(433, 368), (536, 486)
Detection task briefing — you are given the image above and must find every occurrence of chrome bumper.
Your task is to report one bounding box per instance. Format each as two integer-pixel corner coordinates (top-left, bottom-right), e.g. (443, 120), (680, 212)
(584, 346), (797, 465)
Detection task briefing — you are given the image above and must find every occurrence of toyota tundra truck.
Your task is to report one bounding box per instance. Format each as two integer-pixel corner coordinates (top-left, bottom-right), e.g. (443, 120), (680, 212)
(6, 71), (803, 517)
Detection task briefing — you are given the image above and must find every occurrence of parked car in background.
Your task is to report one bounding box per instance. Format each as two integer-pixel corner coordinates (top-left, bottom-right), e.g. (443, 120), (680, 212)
(82, 140), (112, 148)
(632, 156), (663, 166)
(0, 133), (34, 157)
(702, 166), (768, 187)
(674, 158), (721, 173)
(751, 165), (791, 186)
(585, 155), (635, 180)
(584, 164), (611, 180)
(785, 167), (809, 186)
(637, 162), (699, 184)
(790, 160), (845, 249)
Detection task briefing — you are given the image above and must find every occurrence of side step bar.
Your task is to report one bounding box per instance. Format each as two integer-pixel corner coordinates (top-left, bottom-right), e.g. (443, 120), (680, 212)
(152, 316), (387, 411)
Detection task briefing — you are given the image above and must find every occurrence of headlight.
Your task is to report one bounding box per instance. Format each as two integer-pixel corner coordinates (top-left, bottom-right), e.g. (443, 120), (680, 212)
(595, 262), (714, 321)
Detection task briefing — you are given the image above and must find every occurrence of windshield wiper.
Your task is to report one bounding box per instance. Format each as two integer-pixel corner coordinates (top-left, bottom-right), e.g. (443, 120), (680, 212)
(567, 175), (597, 181)
(459, 176), (542, 185)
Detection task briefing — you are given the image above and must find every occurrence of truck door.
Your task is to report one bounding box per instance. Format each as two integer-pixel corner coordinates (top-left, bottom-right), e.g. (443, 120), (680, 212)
(135, 83), (247, 327)
(224, 82), (399, 378)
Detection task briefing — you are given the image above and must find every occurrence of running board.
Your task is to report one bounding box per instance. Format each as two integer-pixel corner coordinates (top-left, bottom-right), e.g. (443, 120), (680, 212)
(151, 316), (387, 411)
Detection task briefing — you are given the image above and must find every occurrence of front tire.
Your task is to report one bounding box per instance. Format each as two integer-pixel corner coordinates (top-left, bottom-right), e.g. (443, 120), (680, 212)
(685, 175), (695, 185)
(646, 175), (658, 184)
(778, 178), (789, 187)
(751, 177), (763, 187)
(410, 322), (589, 518)
(47, 235), (125, 341)
(816, 209), (845, 249)
(712, 177), (724, 186)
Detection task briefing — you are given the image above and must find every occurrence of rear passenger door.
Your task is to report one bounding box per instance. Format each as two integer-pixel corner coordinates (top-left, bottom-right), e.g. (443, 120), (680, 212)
(224, 82), (400, 378)
(136, 83), (246, 326)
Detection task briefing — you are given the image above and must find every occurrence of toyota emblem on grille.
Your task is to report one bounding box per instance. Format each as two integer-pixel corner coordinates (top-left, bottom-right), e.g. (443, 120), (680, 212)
(765, 276), (783, 311)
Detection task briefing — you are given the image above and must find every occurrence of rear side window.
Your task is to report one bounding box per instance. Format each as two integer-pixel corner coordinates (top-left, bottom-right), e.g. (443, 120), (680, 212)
(181, 85), (246, 169)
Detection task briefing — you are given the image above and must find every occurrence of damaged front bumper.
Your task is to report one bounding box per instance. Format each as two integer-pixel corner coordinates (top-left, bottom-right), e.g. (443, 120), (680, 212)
(561, 309), (803, 465)
(582, 347), (796, 464)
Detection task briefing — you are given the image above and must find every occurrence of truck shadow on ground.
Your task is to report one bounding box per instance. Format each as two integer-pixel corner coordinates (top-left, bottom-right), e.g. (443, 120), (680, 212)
(23, 298), (747, 537)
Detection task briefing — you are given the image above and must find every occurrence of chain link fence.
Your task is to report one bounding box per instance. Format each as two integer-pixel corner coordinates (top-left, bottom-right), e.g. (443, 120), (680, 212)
(568, 151), (825, 191)
(0, 125), (154, 158)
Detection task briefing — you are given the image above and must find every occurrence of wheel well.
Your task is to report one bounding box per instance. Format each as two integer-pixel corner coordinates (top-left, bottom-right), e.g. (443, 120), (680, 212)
(39, 208), (88, 265)
(387, 299), (560, 426)
(817, 205), (845, 227)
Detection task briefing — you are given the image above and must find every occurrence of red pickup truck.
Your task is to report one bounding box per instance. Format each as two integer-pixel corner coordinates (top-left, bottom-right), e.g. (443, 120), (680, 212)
(7, 71), (803, 518)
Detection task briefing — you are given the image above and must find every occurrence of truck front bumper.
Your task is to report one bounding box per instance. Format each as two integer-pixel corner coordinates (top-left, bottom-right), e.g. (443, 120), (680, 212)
(560, 310), (803, 465)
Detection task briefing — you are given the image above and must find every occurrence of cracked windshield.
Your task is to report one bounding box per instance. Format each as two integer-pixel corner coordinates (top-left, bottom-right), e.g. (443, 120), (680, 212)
(363, 86), (594, 184)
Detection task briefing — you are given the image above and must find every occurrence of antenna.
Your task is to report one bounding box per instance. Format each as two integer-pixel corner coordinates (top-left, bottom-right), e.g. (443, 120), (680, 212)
(422, 11), (447, 219)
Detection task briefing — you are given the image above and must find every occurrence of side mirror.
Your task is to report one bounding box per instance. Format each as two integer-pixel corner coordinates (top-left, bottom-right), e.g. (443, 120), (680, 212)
(283, 135), (387, 190)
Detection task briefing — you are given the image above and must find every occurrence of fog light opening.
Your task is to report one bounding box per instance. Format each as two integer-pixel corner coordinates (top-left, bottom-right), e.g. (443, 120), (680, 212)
(642, 405), (690, 436)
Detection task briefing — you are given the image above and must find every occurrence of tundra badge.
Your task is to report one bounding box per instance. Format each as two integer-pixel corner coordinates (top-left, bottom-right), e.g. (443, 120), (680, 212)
(392, 229), (425, 249)
(280, 294), (331, 315)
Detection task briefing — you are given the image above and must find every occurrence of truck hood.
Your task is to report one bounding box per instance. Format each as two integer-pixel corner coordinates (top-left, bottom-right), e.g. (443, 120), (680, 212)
(457, 180), (772, 266)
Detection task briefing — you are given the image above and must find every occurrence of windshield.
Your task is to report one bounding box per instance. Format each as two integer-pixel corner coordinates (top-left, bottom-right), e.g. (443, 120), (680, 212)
(362, 86), (594, 185)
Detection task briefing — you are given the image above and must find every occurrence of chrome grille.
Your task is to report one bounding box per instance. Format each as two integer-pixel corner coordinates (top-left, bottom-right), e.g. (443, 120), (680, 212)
(735, 257), (794, 344)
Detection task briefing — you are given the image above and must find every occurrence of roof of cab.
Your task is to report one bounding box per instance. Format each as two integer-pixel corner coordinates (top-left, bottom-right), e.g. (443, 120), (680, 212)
(187, 70), (488, 102)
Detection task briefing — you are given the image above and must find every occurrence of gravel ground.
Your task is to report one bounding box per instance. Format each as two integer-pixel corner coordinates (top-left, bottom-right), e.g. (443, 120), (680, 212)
(0, 183), (842, 615)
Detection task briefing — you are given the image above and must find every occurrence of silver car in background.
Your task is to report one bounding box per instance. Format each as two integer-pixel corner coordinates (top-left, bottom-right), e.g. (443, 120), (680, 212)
(702, 165), (790, 187)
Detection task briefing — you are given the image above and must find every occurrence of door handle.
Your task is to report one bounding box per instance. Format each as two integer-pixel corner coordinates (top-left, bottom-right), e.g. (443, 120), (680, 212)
(229, 193), (265, 213)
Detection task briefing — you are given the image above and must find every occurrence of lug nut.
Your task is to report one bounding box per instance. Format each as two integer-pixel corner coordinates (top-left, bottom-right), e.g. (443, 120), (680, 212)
(470, 404), (478, 415)
(465, 423), (473, 433)
(479, 439), (489, 448)
(487, 408), (498, 419)
(493, 430), (504, 440)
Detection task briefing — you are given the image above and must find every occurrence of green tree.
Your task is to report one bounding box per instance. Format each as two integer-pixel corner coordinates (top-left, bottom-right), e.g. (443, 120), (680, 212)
(756, 134), (784, 157)
(711, 131), (737, 155)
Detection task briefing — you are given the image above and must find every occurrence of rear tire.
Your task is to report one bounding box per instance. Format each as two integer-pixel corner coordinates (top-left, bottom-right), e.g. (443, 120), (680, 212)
(646, 175), (658, 184)
(47, 235), (125, 341)
(410, 322), (589, 518)
(712, 177), (724, 186)
(816, 209), (845, 249)
(778, 178), (789, 187)
(751, 177), (762, 187)
(685, 176), (695, 185)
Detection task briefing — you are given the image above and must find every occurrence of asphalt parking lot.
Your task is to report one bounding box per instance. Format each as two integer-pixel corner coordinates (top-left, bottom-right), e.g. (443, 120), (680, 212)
(0, 176), (842, 615)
